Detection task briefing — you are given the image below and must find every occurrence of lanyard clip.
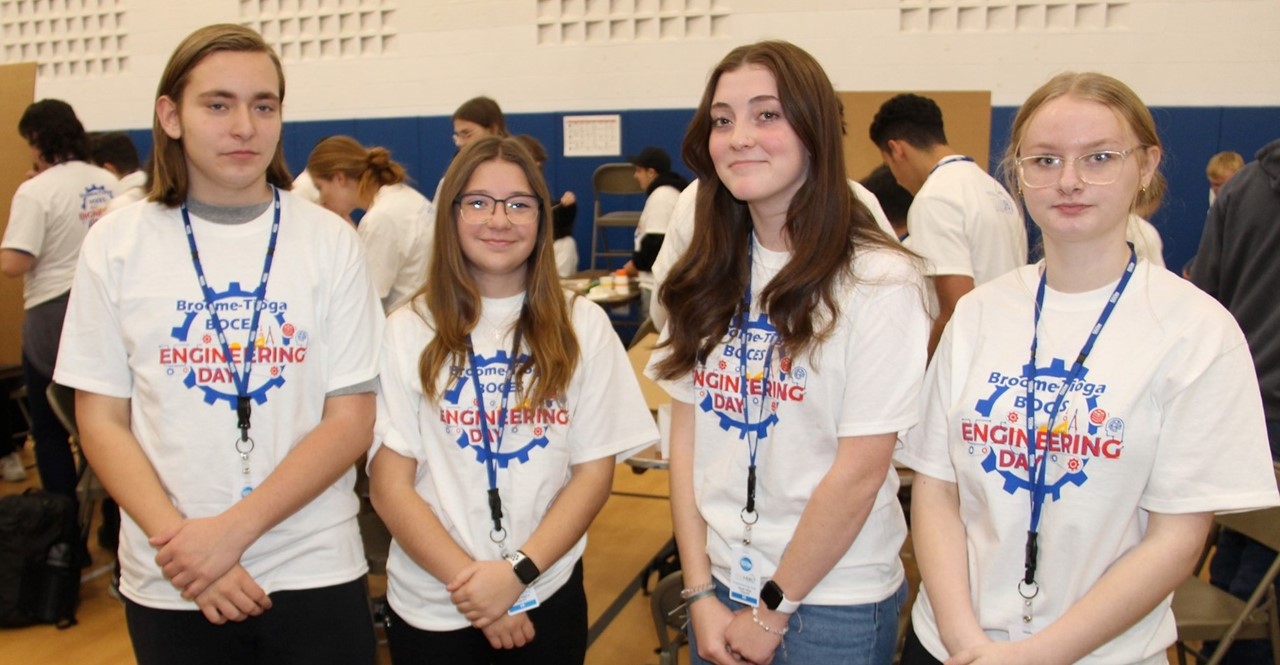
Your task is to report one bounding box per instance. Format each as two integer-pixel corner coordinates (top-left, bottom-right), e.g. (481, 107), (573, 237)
(236, 396), (252, 442)
(488, 488), (504, 532)
(745, 465), (757, 514)
(1023, 530), (1039, 586)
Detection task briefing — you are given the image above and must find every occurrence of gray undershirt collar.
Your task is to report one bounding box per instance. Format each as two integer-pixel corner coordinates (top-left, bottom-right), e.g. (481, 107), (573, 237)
(186, 196), (273, 225)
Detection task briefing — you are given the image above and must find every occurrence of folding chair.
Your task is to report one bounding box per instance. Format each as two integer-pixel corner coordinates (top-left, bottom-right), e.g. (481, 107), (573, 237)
(651, 570), (690, 665)
(590, 163), (644, 270)
(1174, 469), (1280, 665)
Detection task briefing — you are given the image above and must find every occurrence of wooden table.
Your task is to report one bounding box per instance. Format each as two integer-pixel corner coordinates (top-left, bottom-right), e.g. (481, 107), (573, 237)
(626, 332), (669, 413)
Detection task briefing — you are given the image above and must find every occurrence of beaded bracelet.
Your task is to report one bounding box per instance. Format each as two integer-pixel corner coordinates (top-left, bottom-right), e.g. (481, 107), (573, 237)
(751, 606), (790, 636)
(680, 582), (715, 600)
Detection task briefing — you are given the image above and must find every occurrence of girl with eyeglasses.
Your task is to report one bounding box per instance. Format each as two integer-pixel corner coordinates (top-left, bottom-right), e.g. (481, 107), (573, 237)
(306, 135), (431, 313)
(648, 40), (928, 665)
(368, 136), (657, 664)
(897, 72), (1280, 665)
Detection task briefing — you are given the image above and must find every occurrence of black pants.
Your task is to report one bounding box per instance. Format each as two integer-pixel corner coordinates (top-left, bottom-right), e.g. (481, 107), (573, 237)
(900, 626), (945, 665)
(387, 560), (588, 665)
(124, 576), (376, 665)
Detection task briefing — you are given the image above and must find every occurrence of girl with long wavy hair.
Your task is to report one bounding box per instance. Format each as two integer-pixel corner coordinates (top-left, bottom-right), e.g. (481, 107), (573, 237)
(649, 40), (929, 665)
(368, 136), (657, 664)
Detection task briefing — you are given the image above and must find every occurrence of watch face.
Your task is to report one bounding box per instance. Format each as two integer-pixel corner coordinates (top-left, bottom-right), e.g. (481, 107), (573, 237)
(761, 580), (783, 609)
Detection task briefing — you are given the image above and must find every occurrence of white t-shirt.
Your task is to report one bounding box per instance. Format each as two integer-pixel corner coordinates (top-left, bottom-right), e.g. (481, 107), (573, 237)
(648, 241), (928, 605)
(359, 183), (432, 312)
(904, 157), (1026, 290)
(896, 262), (1280, 665)
(554, 236), (578, 278)
(53, 191), (385, 610)
(1127, 214), (1165, 268)
(105, 170), (147, 214)
(648, 179), (899, 329)
(375, 292), (659, 631)
(1, 161), (117, 308)
(634, 184), (682, 249)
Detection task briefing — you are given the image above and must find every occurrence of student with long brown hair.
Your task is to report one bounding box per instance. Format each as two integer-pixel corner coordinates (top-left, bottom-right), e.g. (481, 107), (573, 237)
(368, 136), (656, 664)
(307, 135), (431, 312)
(649, 40), (928, 665)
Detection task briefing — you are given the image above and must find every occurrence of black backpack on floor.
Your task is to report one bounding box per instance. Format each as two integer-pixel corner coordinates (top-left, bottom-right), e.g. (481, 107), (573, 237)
(0, 489), (80, 629)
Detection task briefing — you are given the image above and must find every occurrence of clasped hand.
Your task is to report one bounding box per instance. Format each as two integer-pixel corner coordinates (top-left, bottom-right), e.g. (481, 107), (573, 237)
(151, 514), (251, 599)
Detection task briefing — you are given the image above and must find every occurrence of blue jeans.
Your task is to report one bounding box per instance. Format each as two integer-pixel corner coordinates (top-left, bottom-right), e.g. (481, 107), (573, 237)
(689, 579), (907, 665)
(1205, 418), (1280, 664)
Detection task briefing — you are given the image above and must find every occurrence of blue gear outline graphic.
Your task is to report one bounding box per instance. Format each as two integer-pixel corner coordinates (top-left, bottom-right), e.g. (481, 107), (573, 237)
(973, 357), (1093, 500)
(698, 312), (788, 440)
(168, 282), (293, 409)
(443, 350), (552, 468)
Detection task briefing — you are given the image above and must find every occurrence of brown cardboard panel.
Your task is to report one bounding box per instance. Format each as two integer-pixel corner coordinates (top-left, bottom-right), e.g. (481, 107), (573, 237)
(0, 62), (38, 365)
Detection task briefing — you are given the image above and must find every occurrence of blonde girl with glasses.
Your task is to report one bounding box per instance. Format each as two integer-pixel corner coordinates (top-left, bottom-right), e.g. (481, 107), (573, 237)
(307, 135), (431, 312)
(368, 136), (657, 664)
(897, 72), (1280, 665)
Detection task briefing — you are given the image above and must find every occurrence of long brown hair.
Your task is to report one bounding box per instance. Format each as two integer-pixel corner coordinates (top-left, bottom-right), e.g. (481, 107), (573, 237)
(1001, 72), (1165, 216)
(306, 135), (407, 209)
(149, 24), (292, 207)
(654, 40), (904, 379)
(415, 136), (578, 407)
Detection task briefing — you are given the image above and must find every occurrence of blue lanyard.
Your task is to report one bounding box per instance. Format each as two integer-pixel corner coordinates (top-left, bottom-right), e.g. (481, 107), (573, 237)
(928, 155), (975, 176)
(1021, 244), (1137, 591)
(466, 321), (524, 543)
(737, 237), (777, 524)
(181, 187), (281, 444)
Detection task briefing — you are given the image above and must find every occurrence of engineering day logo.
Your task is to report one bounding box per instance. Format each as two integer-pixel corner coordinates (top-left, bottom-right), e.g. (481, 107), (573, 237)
(159, 283), (305, 411)
(966, 358), (1125, 500)
(693, 313), (807, 440)
(440, 350), (565, 468)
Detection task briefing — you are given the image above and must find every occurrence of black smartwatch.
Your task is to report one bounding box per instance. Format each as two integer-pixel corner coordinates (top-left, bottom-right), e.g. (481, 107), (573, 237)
(761, 580), (800, 613)
(505, 550), (541, 586)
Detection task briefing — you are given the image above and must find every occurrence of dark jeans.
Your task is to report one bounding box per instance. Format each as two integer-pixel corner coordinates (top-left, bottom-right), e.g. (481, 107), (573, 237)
(124, 576), (376, 665)
(386, 560), (588, 665)
(22, 352), (75, 498)
(1205, 419), (1280, 664)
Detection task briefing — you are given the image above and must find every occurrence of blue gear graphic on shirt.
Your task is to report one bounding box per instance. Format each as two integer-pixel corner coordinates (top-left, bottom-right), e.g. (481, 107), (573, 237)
(169, 281), (291, 409)
(443, 350), (551, 468)
(974, 358), (1097, 499)
(699, 312), (785, 440)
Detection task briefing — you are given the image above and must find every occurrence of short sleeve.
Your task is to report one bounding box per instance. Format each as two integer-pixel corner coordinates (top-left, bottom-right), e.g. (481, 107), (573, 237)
(324, 229), (385, 391)
(372, 312), (427, 463)
(1141, 337), (1279, 514)
(567, 302), (659, 464)
(53, 224), (133, 397)
(644, 323), (696, 405)
(1, 189), (47, 256)
(896, 322), (960, 482)
(837, 274), (929, 437)
(906, 194), (973, 278)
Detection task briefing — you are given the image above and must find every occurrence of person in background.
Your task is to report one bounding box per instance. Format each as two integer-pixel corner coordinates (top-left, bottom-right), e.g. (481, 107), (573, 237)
(1206, 150), (1245, 206)
(624, 146), (688, 310)
(870, 93), (1027, 358)
(88, 131), (148, 213)
(307, 135), (431, 312)
(55, 24), (382, 664)
(860, 164), (913, 240)
(430, 96), (512, 228)
(369, 136), (656, 664)
(1192, 137), (1280, 665)
(1127, 195), (1166, 268)
(513, 134), (579, 277)
(649, 40), (928, 665)
(898, 72), (1278, 665)
(1, 99), (116, 498)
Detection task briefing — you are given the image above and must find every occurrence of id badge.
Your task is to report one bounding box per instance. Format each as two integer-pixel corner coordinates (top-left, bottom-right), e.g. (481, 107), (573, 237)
(728, 544), (762, 607)
(1006, 622), (1036, 642)
(508, 586), (541, 615)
